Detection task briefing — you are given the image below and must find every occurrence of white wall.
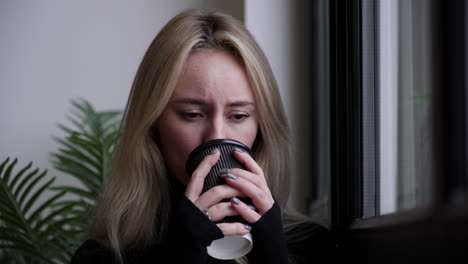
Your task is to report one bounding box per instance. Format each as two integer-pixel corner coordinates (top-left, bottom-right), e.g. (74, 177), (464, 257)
(245, 0), (311, 212)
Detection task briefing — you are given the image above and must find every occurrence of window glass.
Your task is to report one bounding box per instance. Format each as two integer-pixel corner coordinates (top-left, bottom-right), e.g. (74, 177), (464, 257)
(378, 0), (435, 215)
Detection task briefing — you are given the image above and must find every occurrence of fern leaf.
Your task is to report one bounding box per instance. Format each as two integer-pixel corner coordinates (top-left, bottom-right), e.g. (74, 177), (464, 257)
(12, 168), (39, 200)
(0, 158), (82, 262)
(2, 158), (17, 186)
(8, 162), (32, 194)
(50, 186), (95, 201)
(52, 136), (101, 164)
(22, 177), (55, 216)
(18, 169), (47, 208)
(27, 191), (66, 225)
(32, 203), (76, 233)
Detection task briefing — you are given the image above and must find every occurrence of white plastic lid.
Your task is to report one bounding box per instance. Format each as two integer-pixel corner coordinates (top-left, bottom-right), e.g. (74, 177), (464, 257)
(207, 233), (253, 260)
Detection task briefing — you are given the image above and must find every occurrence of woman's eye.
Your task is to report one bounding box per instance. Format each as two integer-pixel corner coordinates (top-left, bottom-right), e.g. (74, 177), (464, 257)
(182, 112), (203, 120)
(230, 114), (249, 121)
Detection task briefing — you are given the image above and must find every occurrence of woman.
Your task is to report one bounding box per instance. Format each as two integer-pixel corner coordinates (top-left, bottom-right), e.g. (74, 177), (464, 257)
(71, 9), (331, 264)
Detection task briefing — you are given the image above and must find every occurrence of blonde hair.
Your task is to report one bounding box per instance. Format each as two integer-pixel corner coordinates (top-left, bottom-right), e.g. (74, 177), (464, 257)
(90, 9), (291, 261)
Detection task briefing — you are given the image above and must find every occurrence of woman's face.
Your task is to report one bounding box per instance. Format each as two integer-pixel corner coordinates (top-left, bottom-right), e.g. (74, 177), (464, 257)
(156, 49), (259, 184)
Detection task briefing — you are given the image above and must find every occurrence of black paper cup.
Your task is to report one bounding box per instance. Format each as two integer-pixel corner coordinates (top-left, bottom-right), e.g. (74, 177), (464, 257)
(185, 139), (254, 260)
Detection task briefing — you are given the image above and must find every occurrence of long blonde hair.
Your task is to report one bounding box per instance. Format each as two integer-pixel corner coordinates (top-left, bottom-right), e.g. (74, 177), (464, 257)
(90, 9), (291, 260)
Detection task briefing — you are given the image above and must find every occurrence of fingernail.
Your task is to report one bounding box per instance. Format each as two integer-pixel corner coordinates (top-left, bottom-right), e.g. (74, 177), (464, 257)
(218, 168), (230, 175)
(245, 225), (252, 230)
(232, 197), (240, 205)
(209, 148), (219, 155)
(233, 147), (244, 153)
(226, 173), (237, 180)
(247, 204), (256, 211)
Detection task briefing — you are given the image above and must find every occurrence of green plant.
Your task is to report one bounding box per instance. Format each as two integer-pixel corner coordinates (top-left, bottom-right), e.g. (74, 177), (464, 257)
(0, 158), (80, 263)
(50, 98), (122, 214)
(0, 98), (122, 263)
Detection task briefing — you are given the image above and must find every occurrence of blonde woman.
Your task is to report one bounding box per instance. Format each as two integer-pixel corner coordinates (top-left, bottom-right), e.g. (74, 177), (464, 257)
(71, 9), (331, 264)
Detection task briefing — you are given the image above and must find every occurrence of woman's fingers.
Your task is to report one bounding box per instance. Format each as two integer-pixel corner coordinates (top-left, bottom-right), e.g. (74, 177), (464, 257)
(227, 168), (264, 189)
(204, 202), (238, 222)
(221, 170), (274, 215)
(217, 222), (252, 237)
(194, 184), (244, 210)
(233, 150), (263, 176)
(185, 150), (220, 202)
(230, 197), (261, 223)
(202, 198), (259, 223)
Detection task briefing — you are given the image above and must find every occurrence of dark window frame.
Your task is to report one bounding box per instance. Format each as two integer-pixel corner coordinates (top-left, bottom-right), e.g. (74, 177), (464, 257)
(328, 0), (468, 262)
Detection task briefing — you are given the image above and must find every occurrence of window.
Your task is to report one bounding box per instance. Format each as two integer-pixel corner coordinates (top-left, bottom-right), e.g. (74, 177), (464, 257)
(326, 0), (468, 261)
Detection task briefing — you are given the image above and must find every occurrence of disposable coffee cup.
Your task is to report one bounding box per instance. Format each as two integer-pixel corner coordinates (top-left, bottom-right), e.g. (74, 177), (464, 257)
(185, 139), (255, 260)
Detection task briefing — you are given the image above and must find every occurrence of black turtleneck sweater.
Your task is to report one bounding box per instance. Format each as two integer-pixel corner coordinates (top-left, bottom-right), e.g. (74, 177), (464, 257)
(70, 180), (332, 264)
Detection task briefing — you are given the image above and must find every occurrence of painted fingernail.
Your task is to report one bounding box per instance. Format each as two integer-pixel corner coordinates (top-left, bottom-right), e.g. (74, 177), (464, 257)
(226, 173), (237, 180)
(245, 225), (252, 230)
(209, 148), (219, 155)
(233, 147), (244, 153)
(247, 204), (257, 211)
(232, 197), (240, 205)
(218, 168), (230, 175)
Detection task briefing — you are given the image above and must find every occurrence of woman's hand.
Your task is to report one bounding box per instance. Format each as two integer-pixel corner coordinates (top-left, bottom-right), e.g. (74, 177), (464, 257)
(184, 149), (252, 237)
(221, 149), (274, 222)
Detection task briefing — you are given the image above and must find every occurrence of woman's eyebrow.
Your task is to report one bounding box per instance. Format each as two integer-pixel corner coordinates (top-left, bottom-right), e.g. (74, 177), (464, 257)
(226, 101), (255, 108)
(171, 98), (209, 106)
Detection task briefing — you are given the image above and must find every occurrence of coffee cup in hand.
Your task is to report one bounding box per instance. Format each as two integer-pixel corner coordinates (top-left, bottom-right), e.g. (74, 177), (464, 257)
(185, 139), (254, 260)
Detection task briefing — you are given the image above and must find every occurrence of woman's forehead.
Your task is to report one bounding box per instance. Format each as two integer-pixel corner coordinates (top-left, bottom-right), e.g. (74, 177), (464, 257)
(172, 49), (255, 103)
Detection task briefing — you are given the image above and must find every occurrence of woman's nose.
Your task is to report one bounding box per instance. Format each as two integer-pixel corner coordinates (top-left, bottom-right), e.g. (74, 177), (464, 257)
(203, 118), (226, 142)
